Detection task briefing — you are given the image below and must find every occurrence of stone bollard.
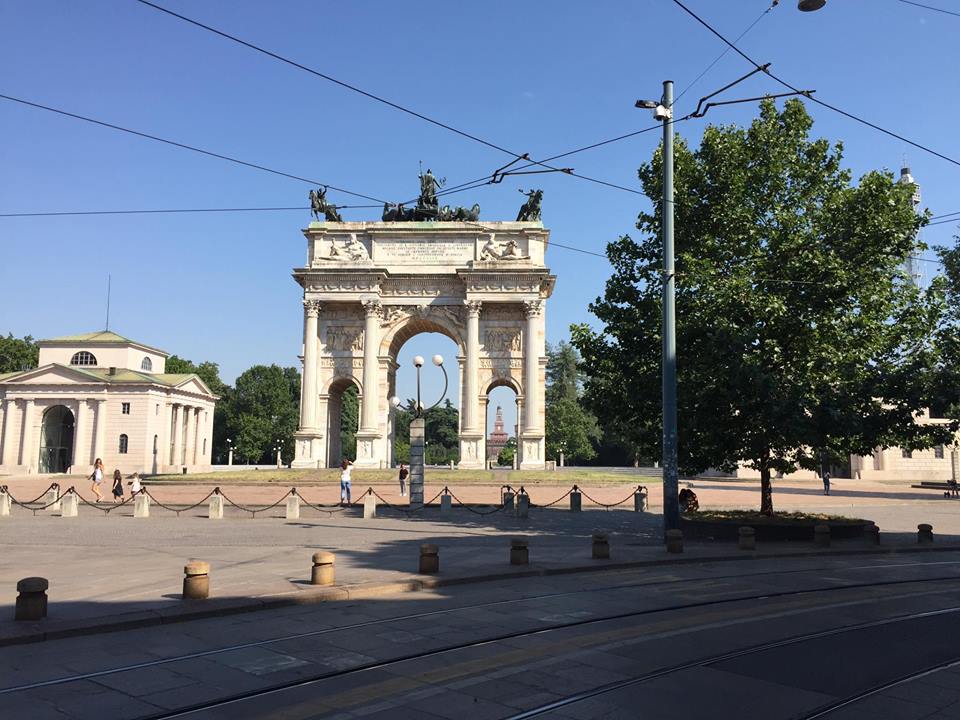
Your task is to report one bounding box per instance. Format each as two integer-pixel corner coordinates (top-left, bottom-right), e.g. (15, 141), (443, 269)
(918, 523), (934, 544)
(286, 493), (300, 520)
(419, 544), (439, 574)
(208, 492), (223, 520)
(311, 551), (335, 585)
(570, 489), (582, 512)
(738, 526), (756, 551)
(14, 577), (49, 621)
(510, 538), (529, 565)
(183, 561), (210, 600)
(440, 493), (452, 516)
(60, 492), (78, 518)
(516, 492), (529, 519)
(0, 489), (10, 517)
(592, 532), (610, 559)
(864, 523), (880, 546)
(634, 487), (648, 512)
(45, 485), (61, 513)
(363, 494), (377, 519)
(134, 493), (150, 518)
(814, 524), (831, 548)
(665, 529), (683, 553)
(502, 489), (515, 512)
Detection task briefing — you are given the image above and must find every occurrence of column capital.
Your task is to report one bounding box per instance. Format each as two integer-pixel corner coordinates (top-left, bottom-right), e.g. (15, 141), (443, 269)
(303, 299), (322, 317)
(522, 300), (543, 318)
(465, 300), (483, 317)
(362, 298), (383, 319)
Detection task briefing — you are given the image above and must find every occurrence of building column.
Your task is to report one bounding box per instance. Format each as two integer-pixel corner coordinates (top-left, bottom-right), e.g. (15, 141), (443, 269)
(93, 399), (106, 463)
(171, 404), (183, 467)
(523, 300), (543, 432)
(72, 399), (87, 468)
(300, 300), (321, 430)
(464, 300), (481, 432)
(20, 399), (36, 469)
(359, 299), (382, 433)
(1, 399), (17, 466)
(184, 406), (196, 467)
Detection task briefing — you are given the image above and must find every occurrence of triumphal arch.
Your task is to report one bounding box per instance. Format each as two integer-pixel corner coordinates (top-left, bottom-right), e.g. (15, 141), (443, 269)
(291, 218), (555, 470)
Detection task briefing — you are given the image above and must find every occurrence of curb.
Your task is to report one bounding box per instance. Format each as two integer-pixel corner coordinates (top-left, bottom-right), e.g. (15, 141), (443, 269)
(3, 543), (959, 648)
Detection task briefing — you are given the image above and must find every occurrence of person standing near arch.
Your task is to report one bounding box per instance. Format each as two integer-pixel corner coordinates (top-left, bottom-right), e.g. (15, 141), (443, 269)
(398, 463), (408, 497)
(340, 458), (354, 505)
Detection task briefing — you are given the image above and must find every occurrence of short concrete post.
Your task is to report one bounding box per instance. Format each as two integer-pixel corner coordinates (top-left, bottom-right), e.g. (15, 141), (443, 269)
(182, 561), (210, 600)
(634, 487), (649, 512)
(738, 526), (756, 551)
(134, 493), (150, 518)
(665, 529), (683, 553)
(918, 523), (934, 544)
(510, 538), (529, 565)
(517, 492), (529, 519)
(311, 551), (335, 585)
(208, 492), (224, 520)
(592, 532), (610, 559)
(0, 489), (10, 517)
(286, 492), (300, 520)
(864, 523), (880, 545)
(45, 484), (61, 513)
(570, 488), (582, 512)
(502, 489), (515, 512)
(419, 544), (439, 574)
(814, 524), (831, 548)
(363, 493), (377, 519)
(440, 493), (452, 516)
(14, 577), (49, 621)
(60, 492), (78, 518)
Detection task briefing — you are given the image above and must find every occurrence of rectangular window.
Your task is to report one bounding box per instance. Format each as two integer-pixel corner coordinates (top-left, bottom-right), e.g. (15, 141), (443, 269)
(935, 445), (945, 459)
(902, 448), (913, 459)
(122, 402), (131, 415)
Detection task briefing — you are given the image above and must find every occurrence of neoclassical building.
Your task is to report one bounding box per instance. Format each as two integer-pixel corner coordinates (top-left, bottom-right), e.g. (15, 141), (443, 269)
(0, 331), (218, 475)
(292, 221), (555, 469)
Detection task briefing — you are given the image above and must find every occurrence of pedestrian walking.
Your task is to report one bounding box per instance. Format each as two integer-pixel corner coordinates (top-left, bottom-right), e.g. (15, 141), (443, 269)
(822, 470), (831, 496)
(89, 458), (104, 502)
(111, 469), (124, 503)
(398, 463), (408, 497)
(340, 458), (353, 505)
(127, 472), (143, 497)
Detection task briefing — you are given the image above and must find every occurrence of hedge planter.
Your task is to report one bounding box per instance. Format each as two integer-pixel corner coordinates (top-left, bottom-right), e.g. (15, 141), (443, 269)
(680, 511), (872, 542)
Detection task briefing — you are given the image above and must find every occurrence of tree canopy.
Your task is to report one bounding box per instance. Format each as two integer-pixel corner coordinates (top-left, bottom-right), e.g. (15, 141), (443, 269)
(545, 341), (599, 463)
(0, 334), (38, 374)
(573, 99), (953, 513)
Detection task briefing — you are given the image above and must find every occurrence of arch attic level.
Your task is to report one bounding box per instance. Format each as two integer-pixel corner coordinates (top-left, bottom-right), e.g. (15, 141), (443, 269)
(292, 221), (555, 470)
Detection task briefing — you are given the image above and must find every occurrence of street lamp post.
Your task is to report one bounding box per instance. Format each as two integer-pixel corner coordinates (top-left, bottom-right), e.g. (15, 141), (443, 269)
(274, 439), (283, 469)
(226, 438), (233, 467)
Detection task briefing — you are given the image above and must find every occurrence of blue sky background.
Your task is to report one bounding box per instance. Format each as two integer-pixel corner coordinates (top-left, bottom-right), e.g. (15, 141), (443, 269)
(2, 0), (958, 434)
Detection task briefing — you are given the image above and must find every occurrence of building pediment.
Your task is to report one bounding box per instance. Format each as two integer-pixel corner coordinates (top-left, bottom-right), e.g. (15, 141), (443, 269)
(0, 364), (102, 386)
(169, 376), (216, 397)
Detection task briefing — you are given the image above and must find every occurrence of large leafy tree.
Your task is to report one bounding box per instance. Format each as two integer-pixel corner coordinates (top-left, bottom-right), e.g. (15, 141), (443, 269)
(227, 364), (300, 465)
(0, 334), (38, 373)
(545, 341), (599, 463)
(392, 399), (460, 465)
(934, 237), (960, 423)
(574, 99), (952, 513)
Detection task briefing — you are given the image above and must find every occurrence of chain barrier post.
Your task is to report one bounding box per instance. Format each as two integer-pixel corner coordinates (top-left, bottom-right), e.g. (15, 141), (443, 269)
(569, 485), (582, 512)
(208, 488), (224, 520)
(363, 489), (377, 519)
(311, 551), (335, 585)
(45, 483), (61, 513)
(440, 487), (452, 516)
(634, 485), (649, 512)
(286, 489), (301, 520)
(134, 492), (150, 518)
(502, 486), (515, 512)
(516, 487), (529, 518)
(60, 489), (78, 518)
(0, 487), (10, 517)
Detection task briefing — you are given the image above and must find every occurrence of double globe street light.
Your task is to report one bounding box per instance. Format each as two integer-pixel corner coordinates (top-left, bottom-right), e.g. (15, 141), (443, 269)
(389, 354), (448, 418)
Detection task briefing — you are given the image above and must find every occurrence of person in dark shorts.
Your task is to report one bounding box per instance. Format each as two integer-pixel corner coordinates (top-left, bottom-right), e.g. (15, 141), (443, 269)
(398, 463), (409, 497)
(111, 469), (124, 503)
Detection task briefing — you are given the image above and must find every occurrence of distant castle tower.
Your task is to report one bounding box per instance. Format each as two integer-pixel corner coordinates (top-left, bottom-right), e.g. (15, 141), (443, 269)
(486, 405), (510, 461)
(898, 164), (923, 288)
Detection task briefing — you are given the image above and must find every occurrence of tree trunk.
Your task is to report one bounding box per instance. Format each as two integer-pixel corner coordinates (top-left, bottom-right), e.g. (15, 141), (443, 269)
(760, 456), (774, 515)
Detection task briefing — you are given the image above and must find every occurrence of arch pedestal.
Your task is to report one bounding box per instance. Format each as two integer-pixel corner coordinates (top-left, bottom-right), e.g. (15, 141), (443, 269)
(292, 221), (555, 470)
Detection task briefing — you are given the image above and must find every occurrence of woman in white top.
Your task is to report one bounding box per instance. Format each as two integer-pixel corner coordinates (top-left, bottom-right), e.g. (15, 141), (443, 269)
(128, 472), (143, 497)
(340, 458), (353, 505)
(89, 458), (104, 502)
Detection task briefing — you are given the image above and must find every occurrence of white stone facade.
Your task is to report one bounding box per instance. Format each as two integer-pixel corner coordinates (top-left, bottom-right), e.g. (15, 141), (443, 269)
(0, 332), (218, 475)
(292, 221), (555, 470)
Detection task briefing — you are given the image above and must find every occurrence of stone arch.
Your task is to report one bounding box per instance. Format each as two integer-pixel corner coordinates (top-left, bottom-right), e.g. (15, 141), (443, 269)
(481, 377), (522, 468)
(324, 375), (360, 468)
(39, 404), (75, 473)
(380, 312), (465, 359)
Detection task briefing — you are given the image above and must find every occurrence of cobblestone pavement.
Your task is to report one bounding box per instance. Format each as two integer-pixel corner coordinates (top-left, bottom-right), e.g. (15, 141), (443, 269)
(4, 552), (960, 719)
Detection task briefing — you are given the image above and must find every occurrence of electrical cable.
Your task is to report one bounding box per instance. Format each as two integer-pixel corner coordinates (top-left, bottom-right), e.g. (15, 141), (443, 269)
(895, 0), (960, 18)
(669, 0), (960, 169)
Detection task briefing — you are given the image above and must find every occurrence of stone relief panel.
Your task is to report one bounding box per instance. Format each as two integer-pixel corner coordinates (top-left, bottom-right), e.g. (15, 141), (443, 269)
(314, 234), (371, 264)
(483, 329), (522, 353)
(481, 304), (526, 321)
(325, 327), (363, 351)
(380, 304), (465, 334)
(381, 278), (464, 297)
(524, 440), (540, 460)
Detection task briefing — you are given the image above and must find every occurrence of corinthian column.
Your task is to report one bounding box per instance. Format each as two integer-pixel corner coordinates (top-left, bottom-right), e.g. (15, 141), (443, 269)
(523, 300), (543, 432)
(301, 300), (321, 430)
(359, 298), (383, 432)
(464, 300), (482, 432)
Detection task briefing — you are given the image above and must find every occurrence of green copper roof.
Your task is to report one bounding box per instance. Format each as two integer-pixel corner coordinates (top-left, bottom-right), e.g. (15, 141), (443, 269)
(0, 366), (215, 396)
(42, 330), (134, 343)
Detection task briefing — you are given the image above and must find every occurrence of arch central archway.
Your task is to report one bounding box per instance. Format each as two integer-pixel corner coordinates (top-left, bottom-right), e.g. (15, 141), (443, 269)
(39, 405), (74, 473)
(292, 221), (555, 470)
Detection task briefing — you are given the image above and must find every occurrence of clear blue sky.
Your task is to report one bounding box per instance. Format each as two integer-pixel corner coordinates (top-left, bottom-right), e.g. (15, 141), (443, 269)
(3, 0), (958, 436)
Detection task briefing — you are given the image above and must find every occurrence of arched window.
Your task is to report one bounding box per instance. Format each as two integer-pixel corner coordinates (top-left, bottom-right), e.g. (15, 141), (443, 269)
(70, 351), (97, 366)
(119, 434), (129, 454)
(141, 357), (153, 371)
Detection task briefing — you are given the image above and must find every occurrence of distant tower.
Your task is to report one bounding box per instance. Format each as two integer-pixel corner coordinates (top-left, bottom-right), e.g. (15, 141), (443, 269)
(898, 164), (923, 288)
(486, 405), (509, 462)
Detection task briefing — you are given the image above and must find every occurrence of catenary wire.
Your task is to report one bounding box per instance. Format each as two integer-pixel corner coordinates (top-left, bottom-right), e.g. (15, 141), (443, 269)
(896, 0), (960, 18)
(669, 0), (960, 170)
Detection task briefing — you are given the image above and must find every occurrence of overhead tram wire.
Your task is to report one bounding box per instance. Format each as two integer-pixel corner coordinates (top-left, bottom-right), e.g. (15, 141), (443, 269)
(0, 93), (388, 204)
(669, 0), (960, 170)
(896, 0), (960, 18)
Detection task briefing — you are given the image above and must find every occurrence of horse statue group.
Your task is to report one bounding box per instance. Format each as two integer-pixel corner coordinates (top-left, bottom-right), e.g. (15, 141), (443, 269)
(381, 202), (480, 222)
(309, 187), (342, 222)
(516, 189), (543, 222)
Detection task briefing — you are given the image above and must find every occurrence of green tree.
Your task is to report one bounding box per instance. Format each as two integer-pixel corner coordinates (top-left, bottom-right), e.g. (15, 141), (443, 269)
(0, 334), (38, 373)
(545, 341), (599, 463)
(934, 236), (960, 423)
(340, 386), (358, 460)
(227, 364), (300, 465)
(392, 399), (460, 465)
(498, 437), (517, 467)
(573, 99), (952, 514)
